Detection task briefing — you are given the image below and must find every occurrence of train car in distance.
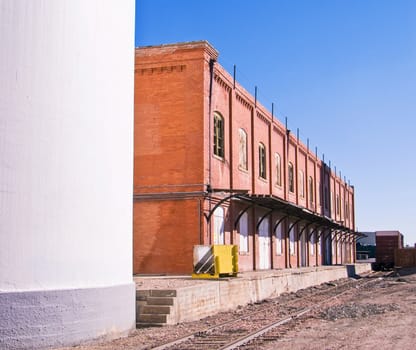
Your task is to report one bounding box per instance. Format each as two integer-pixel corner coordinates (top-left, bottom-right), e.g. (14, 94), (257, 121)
(374, 231), (403, 270)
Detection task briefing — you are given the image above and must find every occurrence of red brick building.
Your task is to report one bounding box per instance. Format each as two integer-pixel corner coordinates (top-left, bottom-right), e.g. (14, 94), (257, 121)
(134, 41), (357, 274)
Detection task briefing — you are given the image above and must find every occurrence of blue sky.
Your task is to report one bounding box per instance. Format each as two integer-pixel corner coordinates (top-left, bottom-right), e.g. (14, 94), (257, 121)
(136, 0), (416, 245)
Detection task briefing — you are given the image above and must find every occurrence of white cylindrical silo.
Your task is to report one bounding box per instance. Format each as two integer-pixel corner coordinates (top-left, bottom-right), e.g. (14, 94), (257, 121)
(0, 1), (136, 348)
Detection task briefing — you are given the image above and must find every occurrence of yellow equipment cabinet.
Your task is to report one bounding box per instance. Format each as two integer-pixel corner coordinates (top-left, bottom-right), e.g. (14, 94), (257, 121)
(192, 245), (238, 279)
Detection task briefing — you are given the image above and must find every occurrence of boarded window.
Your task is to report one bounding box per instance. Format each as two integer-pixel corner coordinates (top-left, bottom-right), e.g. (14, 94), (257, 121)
(275, 153), (281, 186)
(238, 128), (248, 170)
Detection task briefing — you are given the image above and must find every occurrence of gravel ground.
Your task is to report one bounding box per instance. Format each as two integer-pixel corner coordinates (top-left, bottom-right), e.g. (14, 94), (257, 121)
(319, 302), (400, 321)
(54, 268), (416, 350)
(261, 268), (416, 350)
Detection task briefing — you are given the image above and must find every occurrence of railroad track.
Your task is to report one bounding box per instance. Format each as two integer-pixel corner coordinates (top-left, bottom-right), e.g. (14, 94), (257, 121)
(151, 271), (389, 350)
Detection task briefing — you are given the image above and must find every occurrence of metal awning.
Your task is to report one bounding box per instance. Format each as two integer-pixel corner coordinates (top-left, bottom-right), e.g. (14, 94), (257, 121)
(207, 192), (364, 239)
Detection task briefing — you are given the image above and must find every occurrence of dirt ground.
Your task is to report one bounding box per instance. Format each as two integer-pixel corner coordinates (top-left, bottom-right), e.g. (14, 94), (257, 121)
(264, 267), (416, 350)
(54, 267), (416, 350)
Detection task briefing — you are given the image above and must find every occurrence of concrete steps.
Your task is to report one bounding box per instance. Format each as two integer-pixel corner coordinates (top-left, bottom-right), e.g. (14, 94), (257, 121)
(136, 290), (177, 327)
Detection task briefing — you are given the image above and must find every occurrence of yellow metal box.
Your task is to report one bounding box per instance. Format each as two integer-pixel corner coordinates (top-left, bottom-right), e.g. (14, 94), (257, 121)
(192, 245), (238, 279)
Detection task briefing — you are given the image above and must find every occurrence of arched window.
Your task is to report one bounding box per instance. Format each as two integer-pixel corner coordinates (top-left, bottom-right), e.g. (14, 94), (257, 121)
(289, 223), (295, 255)
(288, 162), (294, 193)
(213, 112), (224, 158)
(238, 128), (247, 170)
(275, 153), (281, 186)
(309, 176), (314, 206)
(213, 206), (224, 244)
(310, 229), (315, 256)
(299, 170), (305, 198)
(259, 143), (266, 179)
(239, 212), (248, 252)
(275, 220), (283, 255)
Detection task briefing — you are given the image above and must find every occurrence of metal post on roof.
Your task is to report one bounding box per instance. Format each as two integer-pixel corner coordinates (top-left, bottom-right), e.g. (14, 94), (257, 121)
(233, 64), (236, 89)
(254, 86), (257, 107)
(297, 128), (299, 142)
(271, 102), (274, 117)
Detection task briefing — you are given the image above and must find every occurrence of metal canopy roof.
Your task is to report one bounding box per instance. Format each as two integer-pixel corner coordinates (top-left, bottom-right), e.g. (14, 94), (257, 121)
(207, 191), (364, 239)
(236, 194), (359, 235)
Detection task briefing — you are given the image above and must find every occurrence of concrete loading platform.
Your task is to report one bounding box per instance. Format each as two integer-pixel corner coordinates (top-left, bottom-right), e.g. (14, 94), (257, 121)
(135, 263), (372, 327)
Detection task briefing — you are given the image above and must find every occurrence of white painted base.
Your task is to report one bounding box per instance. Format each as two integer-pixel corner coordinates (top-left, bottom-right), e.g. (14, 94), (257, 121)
(0, 283), (135, 349)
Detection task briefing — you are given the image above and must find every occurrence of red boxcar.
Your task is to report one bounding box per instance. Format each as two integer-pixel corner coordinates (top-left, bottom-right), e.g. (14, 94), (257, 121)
(375, 231), (403, 269)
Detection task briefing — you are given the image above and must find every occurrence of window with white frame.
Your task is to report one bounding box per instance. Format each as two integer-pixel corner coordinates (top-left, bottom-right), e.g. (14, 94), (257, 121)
(238, 128), (248, 170)
(239, 212), (248, 253)
(275, 221), (283, 255)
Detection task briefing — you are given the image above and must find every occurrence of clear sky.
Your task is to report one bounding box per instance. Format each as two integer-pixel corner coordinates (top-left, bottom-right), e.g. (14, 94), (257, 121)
(136, 0), (416, 245)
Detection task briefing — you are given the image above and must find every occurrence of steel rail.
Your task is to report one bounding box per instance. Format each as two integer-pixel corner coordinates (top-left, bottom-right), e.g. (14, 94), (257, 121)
(221, 271), (387, 350)
(150, 270), (383, 350)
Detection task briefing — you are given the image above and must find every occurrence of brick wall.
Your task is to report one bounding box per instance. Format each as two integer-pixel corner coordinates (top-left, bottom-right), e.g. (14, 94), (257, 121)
(133, 198), (202, 274)
(134, 41), (356, 274)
